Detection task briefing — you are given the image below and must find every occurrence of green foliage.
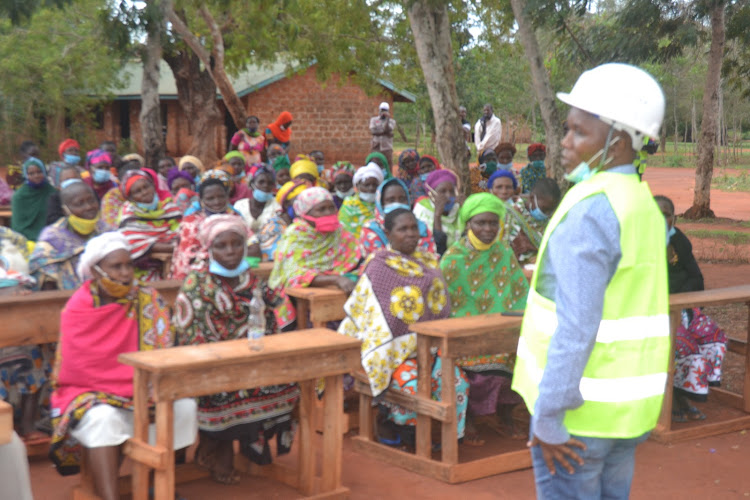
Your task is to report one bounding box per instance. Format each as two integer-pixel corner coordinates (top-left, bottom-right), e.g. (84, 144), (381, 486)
(685, 228), (750, 244)
(712, 172), (750, 192)
(0, 0), (70, 25)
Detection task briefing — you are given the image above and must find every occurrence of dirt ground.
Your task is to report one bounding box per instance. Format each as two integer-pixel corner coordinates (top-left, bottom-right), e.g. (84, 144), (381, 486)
(26, 167), (750, 499)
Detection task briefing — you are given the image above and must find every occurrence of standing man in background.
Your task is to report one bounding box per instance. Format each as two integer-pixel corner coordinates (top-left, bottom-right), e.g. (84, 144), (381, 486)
(474, 104), (502, 159)
(369, 102), (396, 167)
(512, 63), (670, 499)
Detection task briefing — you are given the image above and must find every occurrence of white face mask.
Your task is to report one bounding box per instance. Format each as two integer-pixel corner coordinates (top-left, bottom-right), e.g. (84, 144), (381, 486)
(359, 192), (377, 203)
(335, 188), (355, 199)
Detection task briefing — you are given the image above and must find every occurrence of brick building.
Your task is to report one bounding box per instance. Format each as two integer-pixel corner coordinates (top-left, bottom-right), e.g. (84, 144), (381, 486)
(96, 61), (415, 167)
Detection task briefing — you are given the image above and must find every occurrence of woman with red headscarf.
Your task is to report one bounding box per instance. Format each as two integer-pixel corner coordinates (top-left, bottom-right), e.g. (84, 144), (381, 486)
(265, 111), (293, 150)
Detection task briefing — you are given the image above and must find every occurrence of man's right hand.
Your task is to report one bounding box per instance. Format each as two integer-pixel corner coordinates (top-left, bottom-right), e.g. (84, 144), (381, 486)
(528, 434), (586, 475)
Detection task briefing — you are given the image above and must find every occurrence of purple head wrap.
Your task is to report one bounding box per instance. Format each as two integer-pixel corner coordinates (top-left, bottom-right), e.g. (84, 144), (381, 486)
(166, 167), (195, 190)
(424, 169), (458, 191)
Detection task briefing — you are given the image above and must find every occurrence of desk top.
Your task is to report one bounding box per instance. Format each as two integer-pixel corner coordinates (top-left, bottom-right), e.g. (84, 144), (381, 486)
(410, 313), (522, 338)
(119, 328), (360, 373)
(252, 261), (273, 280)
(669, 285), (750, 309)
(285, 286), (347, 300)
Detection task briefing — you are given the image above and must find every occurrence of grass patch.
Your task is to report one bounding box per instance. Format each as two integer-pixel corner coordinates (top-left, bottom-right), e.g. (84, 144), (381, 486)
(712, 172), (750, 192)
(685, 228), (750, 245)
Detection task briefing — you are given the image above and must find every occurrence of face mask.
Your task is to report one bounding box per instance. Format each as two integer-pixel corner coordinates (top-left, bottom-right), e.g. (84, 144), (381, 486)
(64, 154), (80, 166)
(565, 135), (620, 184)
(194, 175), (202, 185)
(317, 164), (325, 174)
(480, 161), (498, 176)
(529, 195), (550, 221)
(667, 225), (676, 244)
(253, 188), (274, 203)
(467, 229), (494, 251)
(384, 203), (410, 214)
(531, 160), (546, 170)
(359, 192), (377, 203)
(26, 179), (47, 189)
(303, 213), (340, 233)
(443, 196), (456, 213)
(209, 256), (250, 278)
(286, 206), (296, 219)
(67, 213), (100, 235)
(93, 169), (111, 184)
(136, 193), (159, 212)
(234, 171), (246, 182)
(335, 188), (355, 199)
(247, 126), (258, 134)
(94, 265), (133, 298)
(498, 162), (513, 170)
(419, 173), (429, 182)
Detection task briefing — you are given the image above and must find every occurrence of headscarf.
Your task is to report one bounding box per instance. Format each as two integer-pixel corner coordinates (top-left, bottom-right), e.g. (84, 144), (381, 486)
(223, 150), (246, 166)
(488, 169), (517, 190)
(76, 232), (130, 280)
(398, 149), (420, 178)
(459, 192), (507, 227)
(424, 169), (457, 191)
(290, 159), (319, 180)
(12, 158), (56, 241)
(267, 111), (293, 143)
(120, 169), (152, 198)
(420, 155), (441, 171)
(353, 162), (385, 186)
(496, 142), (517, 155)
(22, 157), (48, 180)
(252, 164), (275, 182)
(121, 153), (145, 167)
(166, 167), (194, 190)
(275, 179), (309, 207)
(58, 139), (80, 157)
(198, 214), (250, 248)
(333, 161), (355, 179)
(293, 187), (333, 216)
(272, 155), (291, 172)
(365, 151), (392, 180)
(199, 169), (232, 191)
(179, 155), (204, 172)
(88, 149), (112, 167)
(527, 143), (546, 156)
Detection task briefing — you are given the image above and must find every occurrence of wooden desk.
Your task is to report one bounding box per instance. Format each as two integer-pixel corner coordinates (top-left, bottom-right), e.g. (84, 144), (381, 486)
(286, 286), (348, 329)
(119, 329), (361, 500)
(652, 285), (750, 443)
(252, 261), (273, 281)
(0, 207), (10, 227)
(352, 313), (528, 483)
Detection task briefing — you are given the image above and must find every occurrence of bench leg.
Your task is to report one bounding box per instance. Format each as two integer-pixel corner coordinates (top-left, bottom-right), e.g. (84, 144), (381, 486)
(297, 380), (316, 495)
(153, 401), (175, 500)
(296, 299), (310, 331)
(744, 302), (750, 413)
(131, 370), (150, 500)
(416, 336), (432, 458)
(656, 311), (680, 435)
(359, 390), (373, 441)
(440, 341), (458, 465)
(321, 374), (344, 492)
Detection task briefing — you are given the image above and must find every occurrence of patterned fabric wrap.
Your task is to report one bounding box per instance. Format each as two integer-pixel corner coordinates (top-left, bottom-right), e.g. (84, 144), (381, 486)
(503, 197), (546, 265)
(339, 194), (375, 240)
(231, 128), (266, 167)
(520, 162), (546, 193)
(397, 149), (420, 181)
(292, 186), (331, 216)
(674, 308), (727, 401)
(413, 198), (462, 248)
(100, 188), (127, 228)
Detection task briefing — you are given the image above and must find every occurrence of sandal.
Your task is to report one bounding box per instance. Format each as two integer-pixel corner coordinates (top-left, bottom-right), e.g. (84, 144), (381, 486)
(211, 468), (241, 485)
(672, 409), (688, 423)
(462, 433), (485, 447)
(687, 406), (707, 421)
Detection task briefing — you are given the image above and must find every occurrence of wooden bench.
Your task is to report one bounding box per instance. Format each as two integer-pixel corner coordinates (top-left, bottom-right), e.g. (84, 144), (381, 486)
(117, 329), (360, 500)
(652, 284), (750, 443)
(286, 286), (348, 329)
(0, 205), (10, 227)
(351, 313), (530, 483)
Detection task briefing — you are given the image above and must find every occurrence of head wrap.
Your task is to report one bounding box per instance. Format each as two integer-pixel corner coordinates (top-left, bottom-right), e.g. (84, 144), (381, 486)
(290, 159), (319, 180)
(223, 150), (246, 166)
(179, 155), (204, 172)
(419, 155), (441, 171)
(76, 232), (130, 281)
(365, 151), (391, 179)
(22, 157), (47, 179)
(88, 149), (112, 167)
(252, 164), (275, 182)
(61, 178), (83, 190)
(272, 155), (291, 172)
(199, 169), (232, 191)
(487, 169), (518, 190)
(267, 111), (293, 143)
(198, 214), (249, 248)
(353, 162), (385, 186)
(275, 179), (309, 206)
(293, 186), (333, 217)
(527, 143), (546, 156)
(121, 169), (152, 197)
(459, 192), (507, 227)
(424, 169), (457, 191)
(166, 167), (194, 190)
(496, 142), (517, 155)
(332, 161), (355, 179)
(58, 138), (80, 157)
(121, 153), (145, 167)
(398, 149), (420, 176)
(375, 178), (411, 215)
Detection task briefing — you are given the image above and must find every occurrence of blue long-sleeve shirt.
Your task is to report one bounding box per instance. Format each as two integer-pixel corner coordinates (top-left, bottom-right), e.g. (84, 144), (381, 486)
(531, 164), (637, 444)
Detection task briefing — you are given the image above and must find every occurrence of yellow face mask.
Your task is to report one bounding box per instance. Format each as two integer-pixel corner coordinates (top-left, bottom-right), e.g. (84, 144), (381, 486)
(467, 229), (495, 251)
(67, 213), (100, 236)
(94, 265), (133, 298)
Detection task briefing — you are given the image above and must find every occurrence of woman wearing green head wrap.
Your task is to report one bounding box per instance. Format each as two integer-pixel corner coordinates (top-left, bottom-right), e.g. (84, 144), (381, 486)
(268, 144), (292, 187)
(440, 192), (530, 441)
(365, 151), (392, 180)
(11, 158), (57, 241)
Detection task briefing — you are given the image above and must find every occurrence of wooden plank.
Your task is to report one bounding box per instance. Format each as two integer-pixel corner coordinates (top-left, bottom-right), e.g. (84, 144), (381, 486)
(123, 439), (167, 470)
(354, 378), (452, 422)
(655, 310), (680, 436)
(309, 295), (348, 326)
(447, 449), (532, 483)
(251, 261), (274, 281)
(650, 415), (750, 444)
(286, 286), (346, 300)
(446, 331), (520, 359)
(0, 401), (12, 446)
(240, 460), (300, 489)
(669, 285), (750, 309)
(297, 380), (316, 496)
(321, 374), (344, 492)
(410, 313), (522, 339)
(304, 487), (350, 500)
(440, 338), (458, 466)
(153, 400), (175, 500)
(712, 388), (745, 411)
(351, 436), (452, 482)
(130, 370), (150, 500)
(416, 336), (432, 459)
(728, 337), (747, 356)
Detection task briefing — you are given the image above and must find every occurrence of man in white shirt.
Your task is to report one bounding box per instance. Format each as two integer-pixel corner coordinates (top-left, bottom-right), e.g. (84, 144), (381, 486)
(474, 103), (502, 158)
(369, 102), (397, 167)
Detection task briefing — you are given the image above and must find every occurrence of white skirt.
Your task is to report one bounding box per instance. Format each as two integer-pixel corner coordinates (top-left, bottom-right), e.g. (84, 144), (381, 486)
(70, 398), (197, 449)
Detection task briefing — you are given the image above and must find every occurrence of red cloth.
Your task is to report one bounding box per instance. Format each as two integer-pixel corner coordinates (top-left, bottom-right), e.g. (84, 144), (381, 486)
(142, 168), (172, 200)
(58, 139), (80, 157)
(267, 111), (293, 143)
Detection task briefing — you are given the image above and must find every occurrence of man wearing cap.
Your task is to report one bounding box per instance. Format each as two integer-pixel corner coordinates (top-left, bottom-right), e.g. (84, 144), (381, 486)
(369, 102), (396, 166)
(511, 63), (670, 499)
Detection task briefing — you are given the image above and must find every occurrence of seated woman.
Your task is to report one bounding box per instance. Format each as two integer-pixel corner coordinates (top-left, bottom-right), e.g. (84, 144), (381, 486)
(494, 142), (517, 175)
(289, 158), (319, 185)
(230, 115), (266, 167)
(49, 233), (196, 500)
(234, 165), (279, 233)
(503, 177), (560, 266)
(338, 208), (468, 446)
(656, 195), (726, 422)
(441, 193), (530, 440)
(83, 149), (118, 200)
(396, 149), (419, 186)
(267, 144), (291, 187)
(11, 158), (57, 241)
(257, 180), (310, 262)
(413, 169), (461, 255)
(519, 143), (546, 193)
(100, 160), (140, 228)
(219, 153), (251, 204)
(171, 170), (238, 280)
(269, 187), (361, 330)
(173, 215), (299, 485)
(475, 150), (499, 191)
(408, 154), (440, 202)
(118, 170), (182, 281)
(339, 163), (384, 239)
(167, 167), (199, 213)
(360, 178), (435, 258)
(178, 155), (204, 185)
(365, 151), (392, 180)
(46, 166), (82, 225)
(331, 161), (355, 209)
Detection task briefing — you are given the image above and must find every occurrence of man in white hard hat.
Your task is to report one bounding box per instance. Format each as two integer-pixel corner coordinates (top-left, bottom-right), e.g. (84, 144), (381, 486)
(511, 63), (670, 499)
(369, 102), (396, 166)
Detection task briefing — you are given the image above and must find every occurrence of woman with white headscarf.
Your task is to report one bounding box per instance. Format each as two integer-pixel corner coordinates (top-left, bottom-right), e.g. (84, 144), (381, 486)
(338, 162), (384, 239)
(49, 232), (197, 500)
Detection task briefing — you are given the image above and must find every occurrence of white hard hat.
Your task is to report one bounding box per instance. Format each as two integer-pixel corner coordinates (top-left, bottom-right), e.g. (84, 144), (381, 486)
(557, 63), (665, 149)
(379, 102), (390, 111)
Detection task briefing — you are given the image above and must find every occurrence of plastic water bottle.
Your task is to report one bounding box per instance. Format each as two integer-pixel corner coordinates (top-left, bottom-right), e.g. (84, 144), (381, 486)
(248, 287), (266, 351)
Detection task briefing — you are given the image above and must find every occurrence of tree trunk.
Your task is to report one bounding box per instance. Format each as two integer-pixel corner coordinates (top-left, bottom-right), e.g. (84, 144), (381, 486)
(139, 0), (168, 169)
(509, 0), (565, 186)
(164, 49), (222, 166)
(406, 1), (469, 196)
(165, 5), (247, 130)
(684, 2), (724, 220)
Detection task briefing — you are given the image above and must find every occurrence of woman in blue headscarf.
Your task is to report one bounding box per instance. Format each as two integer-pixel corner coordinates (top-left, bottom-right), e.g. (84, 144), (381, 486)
(359, 178), (436, 258)
(11, 158), (57, 241)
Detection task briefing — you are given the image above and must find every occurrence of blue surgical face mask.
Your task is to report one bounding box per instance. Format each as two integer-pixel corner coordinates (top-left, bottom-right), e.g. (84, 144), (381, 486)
(531, 160), (546, 169)
(667, 224), (676, 244)
(384, 203), (410, 214)
(498, 162), (513, 171)
(64, 154), (80, 166)
(564, 161), (596, 184)
(530, 194), (550, 221)
(209, 256), (250, 278)
(443, 196), (456, 213)
(136, 193), (159, 212)
(419, 173), (429, 182)
(194, 175), (202, 185)
(317, 164), (325, 174)
(253, 188), (273, 203)
(93, 168), (111, 184)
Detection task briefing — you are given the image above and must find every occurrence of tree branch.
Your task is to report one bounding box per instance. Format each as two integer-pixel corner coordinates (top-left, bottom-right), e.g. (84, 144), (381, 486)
(199, 6), (224, 67)
(165, 4), (214, 79)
